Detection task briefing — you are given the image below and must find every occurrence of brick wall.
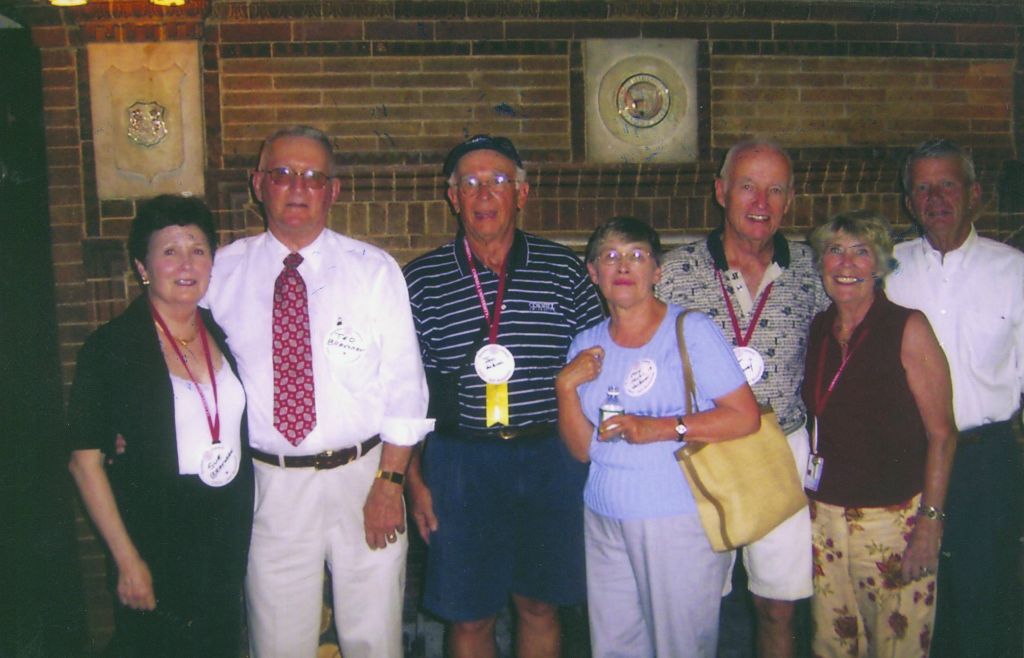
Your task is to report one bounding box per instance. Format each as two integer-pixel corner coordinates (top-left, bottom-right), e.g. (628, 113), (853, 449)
(8, 0), (1022, 648)
(712, 57), (1014, 148)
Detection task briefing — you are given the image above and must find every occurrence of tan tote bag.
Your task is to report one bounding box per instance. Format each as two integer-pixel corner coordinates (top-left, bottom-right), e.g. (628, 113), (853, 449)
(673, 310), (807, 552)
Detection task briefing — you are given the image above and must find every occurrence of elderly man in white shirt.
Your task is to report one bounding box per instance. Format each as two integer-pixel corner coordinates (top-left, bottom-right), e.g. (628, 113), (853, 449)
(204, 125), (432, 657)
(886, 138), (1023, 658)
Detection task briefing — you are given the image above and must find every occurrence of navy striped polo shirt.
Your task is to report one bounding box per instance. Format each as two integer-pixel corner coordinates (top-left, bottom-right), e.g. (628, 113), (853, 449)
(404, 229), (605, 430)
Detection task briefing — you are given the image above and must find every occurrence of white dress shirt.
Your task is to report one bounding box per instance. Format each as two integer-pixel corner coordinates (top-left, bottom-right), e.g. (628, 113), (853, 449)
(886, 227), (1024, 430)
(204, 229), (432, 454)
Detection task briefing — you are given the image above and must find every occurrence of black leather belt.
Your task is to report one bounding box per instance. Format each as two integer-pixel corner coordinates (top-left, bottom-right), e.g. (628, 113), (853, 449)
(438, 423), (557, 442)
(251, 435), (381, 469)
(958, 420), (1013, 444)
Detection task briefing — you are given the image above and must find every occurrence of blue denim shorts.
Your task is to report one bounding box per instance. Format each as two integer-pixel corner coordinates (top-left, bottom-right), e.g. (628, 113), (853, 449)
(421, 430), (588, 621)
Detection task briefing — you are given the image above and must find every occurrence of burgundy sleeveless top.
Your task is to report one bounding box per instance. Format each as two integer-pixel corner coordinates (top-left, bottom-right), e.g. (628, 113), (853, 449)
(802, 293), (928, 507)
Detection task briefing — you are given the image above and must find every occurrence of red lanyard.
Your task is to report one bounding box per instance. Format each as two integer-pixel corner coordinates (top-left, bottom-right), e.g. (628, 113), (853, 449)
(813, 327), (869, 414)
(715, 269), (773, 347)
(151, 305), (221, 443)
(464, 237), (508, 345)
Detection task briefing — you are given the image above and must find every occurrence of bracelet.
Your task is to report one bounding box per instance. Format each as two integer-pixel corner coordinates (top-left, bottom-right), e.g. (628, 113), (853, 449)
(917, 504), (945, 521)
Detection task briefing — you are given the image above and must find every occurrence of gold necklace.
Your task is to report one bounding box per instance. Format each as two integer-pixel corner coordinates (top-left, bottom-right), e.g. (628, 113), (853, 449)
(154, 323), (200, 366)
(158, 332), (198, 366)
(154, 321), (197, 348)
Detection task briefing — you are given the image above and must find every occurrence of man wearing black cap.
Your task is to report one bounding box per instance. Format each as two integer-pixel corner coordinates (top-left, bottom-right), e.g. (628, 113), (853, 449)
(403, 135), (604, 657)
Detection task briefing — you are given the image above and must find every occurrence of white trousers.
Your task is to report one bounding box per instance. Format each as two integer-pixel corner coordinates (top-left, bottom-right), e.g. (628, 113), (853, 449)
(585, 509), (731, 658)
(245, 448), (407, 658)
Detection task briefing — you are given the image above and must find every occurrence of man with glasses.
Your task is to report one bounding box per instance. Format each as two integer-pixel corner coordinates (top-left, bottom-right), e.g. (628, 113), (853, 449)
(656, 139), (828, 658)
(204, 125), (432, 656)
(403, 135), (604, 657)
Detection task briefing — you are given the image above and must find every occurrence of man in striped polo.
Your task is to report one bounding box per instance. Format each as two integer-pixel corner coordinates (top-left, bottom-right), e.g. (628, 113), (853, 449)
(403, 135), (604, 658)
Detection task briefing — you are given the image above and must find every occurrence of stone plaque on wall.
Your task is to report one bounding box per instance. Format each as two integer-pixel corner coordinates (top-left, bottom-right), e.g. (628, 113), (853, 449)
(584, 39), (698, 164)
(87, 41), (204, 199)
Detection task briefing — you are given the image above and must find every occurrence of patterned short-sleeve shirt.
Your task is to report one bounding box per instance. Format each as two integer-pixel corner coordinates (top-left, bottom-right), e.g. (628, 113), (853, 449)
(656, 228), (830, 433)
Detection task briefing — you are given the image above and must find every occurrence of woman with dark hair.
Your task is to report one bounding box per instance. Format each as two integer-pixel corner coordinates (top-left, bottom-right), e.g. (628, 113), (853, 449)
(556, 217), (760, 656)
(68, 194), (253, 657)
(803, 209), (956, 657)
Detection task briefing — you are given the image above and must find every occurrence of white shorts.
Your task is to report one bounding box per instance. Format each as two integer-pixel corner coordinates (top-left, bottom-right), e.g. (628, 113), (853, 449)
(725, 425), (813, 601)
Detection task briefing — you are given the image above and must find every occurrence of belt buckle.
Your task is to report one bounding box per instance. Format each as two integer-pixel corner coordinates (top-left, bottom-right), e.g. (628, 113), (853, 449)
(497, 428), (516, 441)
(313, 450), (334, 470)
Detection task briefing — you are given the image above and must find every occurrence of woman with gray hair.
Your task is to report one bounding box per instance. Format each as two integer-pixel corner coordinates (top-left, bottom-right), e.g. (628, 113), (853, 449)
(802, 209), (956, 657)
(557, 216), (759, 656)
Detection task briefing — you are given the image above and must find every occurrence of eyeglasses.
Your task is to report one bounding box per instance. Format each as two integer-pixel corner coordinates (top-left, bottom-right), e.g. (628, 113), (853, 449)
(259, 166), (332, 190)
(596, 248), (653, 266)
(455, 173), (515, 196)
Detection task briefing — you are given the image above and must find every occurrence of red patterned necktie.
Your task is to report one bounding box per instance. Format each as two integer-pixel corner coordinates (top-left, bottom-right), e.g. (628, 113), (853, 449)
(273, 252), (316, 445)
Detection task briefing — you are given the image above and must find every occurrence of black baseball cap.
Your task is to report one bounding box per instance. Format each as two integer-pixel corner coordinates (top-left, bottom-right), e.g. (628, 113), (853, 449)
(442, 134), (524, 178)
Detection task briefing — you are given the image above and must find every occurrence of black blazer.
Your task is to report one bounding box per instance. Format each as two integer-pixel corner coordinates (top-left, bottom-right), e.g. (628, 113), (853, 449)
(66, 295), (253, 572)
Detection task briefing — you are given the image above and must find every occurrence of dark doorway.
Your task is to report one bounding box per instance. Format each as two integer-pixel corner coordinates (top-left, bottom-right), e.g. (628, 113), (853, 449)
(0, 20), (86, 657)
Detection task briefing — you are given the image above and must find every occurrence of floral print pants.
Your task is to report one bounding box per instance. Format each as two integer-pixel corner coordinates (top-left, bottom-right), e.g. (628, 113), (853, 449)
(810, 496), (937, 658)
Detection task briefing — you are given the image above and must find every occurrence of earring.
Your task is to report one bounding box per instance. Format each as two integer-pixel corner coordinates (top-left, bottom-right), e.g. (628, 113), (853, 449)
(141, 275), (150, 286)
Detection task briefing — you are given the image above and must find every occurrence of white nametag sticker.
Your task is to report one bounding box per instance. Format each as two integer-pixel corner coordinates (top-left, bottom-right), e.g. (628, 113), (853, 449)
(324, 319), (367, 364)
(475, 344), (516, 384)
(733, 346), (765, 386)
(623, 359), (657, 397)
(199, 443), (239, 488)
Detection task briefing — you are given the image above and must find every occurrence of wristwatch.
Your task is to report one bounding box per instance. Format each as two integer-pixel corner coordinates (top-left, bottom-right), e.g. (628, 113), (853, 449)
(674, 416), (689, 442)
(375, 469), (405, 486)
